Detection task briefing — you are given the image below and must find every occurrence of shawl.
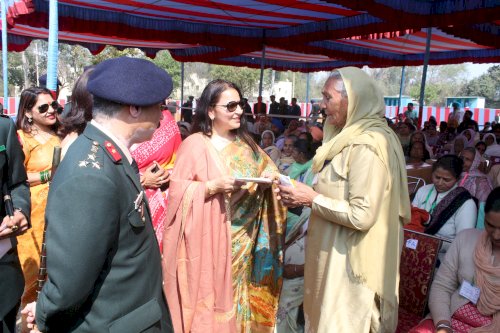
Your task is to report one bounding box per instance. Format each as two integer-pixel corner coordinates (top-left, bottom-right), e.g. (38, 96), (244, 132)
(451, 135), (468, 154)
(423, 186), (472, 235)
(461, 129), (477, 147)
(471, 231), (500, 333)
(483, 133), (498, 148)
(459, 149), (493, 202)
(311, 67), (411, 325)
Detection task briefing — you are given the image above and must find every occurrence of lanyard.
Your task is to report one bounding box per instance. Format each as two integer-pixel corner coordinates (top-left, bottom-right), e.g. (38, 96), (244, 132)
(422, 186), (439, 214)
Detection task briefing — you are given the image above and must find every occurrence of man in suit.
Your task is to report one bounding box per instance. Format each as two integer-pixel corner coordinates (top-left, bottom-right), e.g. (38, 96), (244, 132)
(0, 115), (31, 333)
(22, 57), (173, 332)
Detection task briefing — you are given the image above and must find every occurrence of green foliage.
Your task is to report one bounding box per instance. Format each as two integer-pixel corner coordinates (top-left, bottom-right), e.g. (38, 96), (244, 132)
(208, 64), (264, 97)
(151, 51), (181, 94)
(370, 64), (468, 105)
(460, 65), (500, 108)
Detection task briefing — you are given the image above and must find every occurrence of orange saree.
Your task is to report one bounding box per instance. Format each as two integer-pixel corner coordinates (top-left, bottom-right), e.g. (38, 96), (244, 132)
(16, 130), (61, 306)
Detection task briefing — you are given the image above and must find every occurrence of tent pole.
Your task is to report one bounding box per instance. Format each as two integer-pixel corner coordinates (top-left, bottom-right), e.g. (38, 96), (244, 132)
(180, 62), (184, 109)
(305, 72), (310, 116)
(397, 65), (406, 116)
(418, 28), (432, 129)
(257, 44), (266, 113)
(258, 45), (266, 97)
(1, 0), (8, 106)
(46, 0), (59, 98)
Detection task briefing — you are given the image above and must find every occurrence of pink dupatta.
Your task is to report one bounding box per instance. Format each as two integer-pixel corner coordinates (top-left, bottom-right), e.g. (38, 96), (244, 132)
(131, 111), (181, 249)
(162, 133), (236, 333)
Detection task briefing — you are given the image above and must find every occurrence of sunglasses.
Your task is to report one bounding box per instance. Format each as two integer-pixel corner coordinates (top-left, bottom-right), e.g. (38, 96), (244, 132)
(37, 101), (59, 114)
(213, 100), (245, 112)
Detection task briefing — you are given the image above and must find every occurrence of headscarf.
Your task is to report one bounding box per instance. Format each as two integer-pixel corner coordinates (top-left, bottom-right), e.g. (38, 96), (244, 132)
(261, 130), (281, 163)
(483, 133), (497, 147)
(461, 129), (477, 147)
(451, 135), (468, 155)
(312, 67), (410, 222)
(260, 129), (275, 146)
(311, 67), (411, 327)
(459, 149), (493, 202)
(471, 231), (500, 333)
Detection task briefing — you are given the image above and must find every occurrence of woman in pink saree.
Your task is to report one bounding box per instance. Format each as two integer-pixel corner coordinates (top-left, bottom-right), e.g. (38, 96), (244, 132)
(162, 80), (286, 333)
(131, 109), (181, 249)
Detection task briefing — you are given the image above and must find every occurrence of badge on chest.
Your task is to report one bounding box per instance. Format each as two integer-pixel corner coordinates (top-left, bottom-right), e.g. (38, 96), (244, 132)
(134, 190), (146, 224)
(459, 280), (480, 304)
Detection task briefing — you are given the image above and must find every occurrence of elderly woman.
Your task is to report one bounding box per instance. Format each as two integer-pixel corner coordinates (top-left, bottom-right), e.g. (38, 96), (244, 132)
(162, 79), (286, 333)
(409, 187), (500, 333)
(484, 133), (500, 157)
(15, 87), (61, 309)
(412, 155), (477, 259)
(261, 129), (281, 163)
(277, 67), (411, 332)
(459, 147), (493, 229)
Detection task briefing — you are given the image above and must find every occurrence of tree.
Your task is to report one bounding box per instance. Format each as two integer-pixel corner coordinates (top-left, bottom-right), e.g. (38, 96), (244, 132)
(460, 65), (500, 108)
(208, 65), (266, 97)
(152, 51), (181, 96)
(366, 64), (468, 105)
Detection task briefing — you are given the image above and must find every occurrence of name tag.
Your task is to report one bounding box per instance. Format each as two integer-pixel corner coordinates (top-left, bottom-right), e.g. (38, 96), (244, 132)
(405, 239), (418, 250)
(459, 280), (480, 304)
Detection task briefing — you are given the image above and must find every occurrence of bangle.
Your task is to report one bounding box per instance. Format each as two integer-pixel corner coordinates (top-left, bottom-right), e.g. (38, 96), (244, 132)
(436, 323), (453, 332)
(206, 181), (216, 197)
(40, 170), (49, 183)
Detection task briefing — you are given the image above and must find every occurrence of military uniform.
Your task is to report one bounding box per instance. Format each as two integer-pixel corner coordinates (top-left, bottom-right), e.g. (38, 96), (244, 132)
(36, 123), (172, 332)
(0, 115), (31, 333)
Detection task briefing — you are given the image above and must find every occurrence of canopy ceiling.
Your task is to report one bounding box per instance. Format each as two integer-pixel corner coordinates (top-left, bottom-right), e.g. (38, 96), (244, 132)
(2, 0), (499, 72)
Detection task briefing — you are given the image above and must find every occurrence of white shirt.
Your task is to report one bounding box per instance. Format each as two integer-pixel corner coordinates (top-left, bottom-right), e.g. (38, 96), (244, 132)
(412, 184), (477, 259)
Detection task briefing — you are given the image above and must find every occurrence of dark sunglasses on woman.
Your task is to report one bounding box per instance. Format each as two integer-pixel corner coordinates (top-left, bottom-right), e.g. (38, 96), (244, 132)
(37, 101), (60, 114)
(213, 100), (246, 112)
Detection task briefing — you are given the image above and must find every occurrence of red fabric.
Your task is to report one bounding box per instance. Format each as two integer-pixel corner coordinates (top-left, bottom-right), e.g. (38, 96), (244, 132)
(405, 206), (429, 232)
(408, 304), (493, 333)
(131, 111), (181, 250)
(396, 309), (423, 333)
(453, 302), (492, 330)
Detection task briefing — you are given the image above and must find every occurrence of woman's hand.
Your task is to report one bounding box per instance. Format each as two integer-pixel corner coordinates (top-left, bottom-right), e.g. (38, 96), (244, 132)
(276, 181), (319, 208)
(206, 176), (245, 197)
(141, 162), (169, 189)
(435, 320), (453, 333)
(0, 210), (29, 239)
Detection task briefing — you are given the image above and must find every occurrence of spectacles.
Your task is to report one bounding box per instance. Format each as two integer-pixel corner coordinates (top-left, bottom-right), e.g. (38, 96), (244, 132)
(37, 101), (59, 114)
(213, 100), (245, 112)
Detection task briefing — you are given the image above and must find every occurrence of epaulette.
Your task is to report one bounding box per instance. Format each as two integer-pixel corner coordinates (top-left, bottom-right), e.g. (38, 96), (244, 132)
(78, 141), (102, 169)
(104, 141), (122, 163)
(0, 113), (10, 118)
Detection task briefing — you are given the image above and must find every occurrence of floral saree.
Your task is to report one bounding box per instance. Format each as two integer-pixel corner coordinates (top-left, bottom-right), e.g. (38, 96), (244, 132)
(162, 133), (286, 333)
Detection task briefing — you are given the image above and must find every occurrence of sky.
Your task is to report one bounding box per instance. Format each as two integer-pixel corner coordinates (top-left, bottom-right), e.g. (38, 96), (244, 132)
(466, 62), (497, 79)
